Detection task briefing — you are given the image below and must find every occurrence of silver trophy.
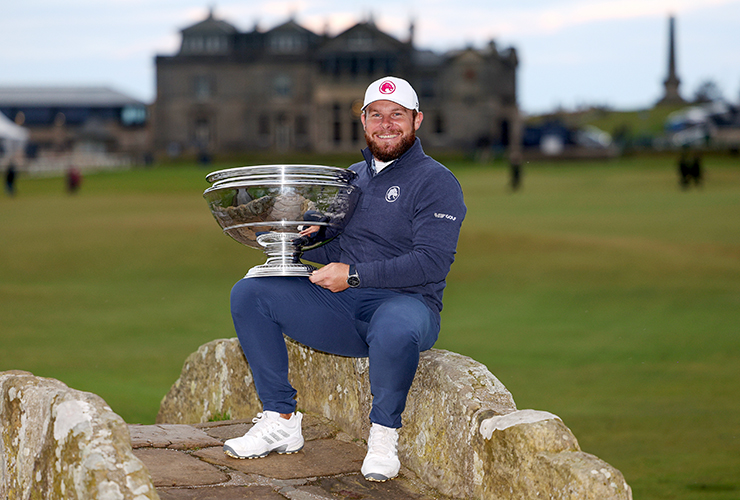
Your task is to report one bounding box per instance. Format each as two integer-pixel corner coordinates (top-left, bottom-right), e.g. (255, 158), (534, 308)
(204, 165), (359, 278)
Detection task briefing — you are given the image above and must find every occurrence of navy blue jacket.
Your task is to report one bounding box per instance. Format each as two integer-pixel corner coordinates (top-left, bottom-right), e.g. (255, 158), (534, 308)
(303, 138), (466, 320)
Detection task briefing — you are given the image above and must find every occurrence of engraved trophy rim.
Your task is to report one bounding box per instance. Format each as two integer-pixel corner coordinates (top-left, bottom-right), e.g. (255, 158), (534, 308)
(205, 164), (355, 186)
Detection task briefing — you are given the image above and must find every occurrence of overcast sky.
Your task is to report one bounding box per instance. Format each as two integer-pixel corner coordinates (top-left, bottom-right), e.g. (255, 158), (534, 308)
(2, 0), (739, 114)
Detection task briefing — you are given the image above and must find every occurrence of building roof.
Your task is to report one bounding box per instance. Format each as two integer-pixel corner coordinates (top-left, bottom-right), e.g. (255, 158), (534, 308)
(180, 10), (238, 35)
(267, 18), (318, 37)
(0, 87), (146, 107)
(413, 49), (445, 67)
(318, 22), (407, 54)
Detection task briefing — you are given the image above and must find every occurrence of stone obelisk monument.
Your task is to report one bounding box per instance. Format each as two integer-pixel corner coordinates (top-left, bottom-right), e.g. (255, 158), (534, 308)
(658, 15), (686, 105)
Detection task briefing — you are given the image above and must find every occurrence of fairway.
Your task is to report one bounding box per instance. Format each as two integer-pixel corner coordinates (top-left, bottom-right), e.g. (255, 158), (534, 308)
(1, 155), (739, 499)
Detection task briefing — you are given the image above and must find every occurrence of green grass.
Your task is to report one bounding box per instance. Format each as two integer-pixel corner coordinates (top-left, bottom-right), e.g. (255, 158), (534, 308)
(1, 156), (739, 499)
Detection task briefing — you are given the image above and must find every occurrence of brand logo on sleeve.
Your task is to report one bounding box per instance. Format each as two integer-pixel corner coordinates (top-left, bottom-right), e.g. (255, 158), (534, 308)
(434, 212), (457, 221)
(385, 186), (400, 202)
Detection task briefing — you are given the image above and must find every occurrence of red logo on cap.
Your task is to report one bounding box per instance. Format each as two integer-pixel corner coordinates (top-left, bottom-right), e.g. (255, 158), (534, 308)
(379, 80), (396, 94)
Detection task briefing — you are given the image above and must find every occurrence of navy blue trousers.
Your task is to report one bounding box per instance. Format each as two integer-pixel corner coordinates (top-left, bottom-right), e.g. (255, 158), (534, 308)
(230, 276), (440, 428)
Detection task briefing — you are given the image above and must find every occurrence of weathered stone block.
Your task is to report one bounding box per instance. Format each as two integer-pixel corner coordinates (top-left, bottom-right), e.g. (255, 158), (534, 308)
(157, 338), (632, 499)
(156, 338), (262, 424)
(128, 424), (223, 450)
(0, 370), (158, 500)
(472, 411), (631, 499)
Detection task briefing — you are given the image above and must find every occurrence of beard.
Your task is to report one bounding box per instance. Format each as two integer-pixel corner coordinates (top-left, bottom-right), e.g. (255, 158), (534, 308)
(365, 129), (416, 162)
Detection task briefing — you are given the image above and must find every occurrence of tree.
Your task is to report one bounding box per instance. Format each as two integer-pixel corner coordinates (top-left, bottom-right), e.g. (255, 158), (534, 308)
(694, 79), (723, 103)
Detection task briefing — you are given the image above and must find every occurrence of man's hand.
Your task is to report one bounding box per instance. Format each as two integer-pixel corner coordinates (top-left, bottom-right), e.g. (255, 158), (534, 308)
(298, 225), (321, 236)
(309, 262), (350, 293)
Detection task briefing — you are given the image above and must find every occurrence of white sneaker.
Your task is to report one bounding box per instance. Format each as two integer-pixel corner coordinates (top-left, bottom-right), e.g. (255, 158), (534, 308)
(361, 423), (401, 482)
(223, 411), (304, 459)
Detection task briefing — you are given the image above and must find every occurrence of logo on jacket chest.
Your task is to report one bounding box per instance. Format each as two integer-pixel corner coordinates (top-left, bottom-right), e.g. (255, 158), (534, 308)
(385, 186), (401, 203)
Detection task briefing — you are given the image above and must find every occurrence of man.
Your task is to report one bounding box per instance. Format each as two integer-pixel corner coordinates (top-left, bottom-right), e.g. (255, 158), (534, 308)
(5, 163), (17, 196)
(225, 76), (466, 482)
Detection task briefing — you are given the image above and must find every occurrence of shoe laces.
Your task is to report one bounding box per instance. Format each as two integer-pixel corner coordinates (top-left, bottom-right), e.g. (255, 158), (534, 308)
(367, 424), (398, 458)
(248, 412), (284, 437)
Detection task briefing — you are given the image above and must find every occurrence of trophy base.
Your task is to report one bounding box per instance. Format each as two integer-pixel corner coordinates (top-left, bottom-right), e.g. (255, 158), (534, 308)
(244, 232), (317, 278)
(245, 261), (317, 278)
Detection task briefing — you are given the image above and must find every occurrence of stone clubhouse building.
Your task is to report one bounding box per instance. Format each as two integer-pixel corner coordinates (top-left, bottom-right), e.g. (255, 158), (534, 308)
(152, 10), (520, 157)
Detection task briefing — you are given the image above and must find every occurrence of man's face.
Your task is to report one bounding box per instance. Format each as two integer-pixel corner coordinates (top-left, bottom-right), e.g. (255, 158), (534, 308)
(361, 100), (423, 162)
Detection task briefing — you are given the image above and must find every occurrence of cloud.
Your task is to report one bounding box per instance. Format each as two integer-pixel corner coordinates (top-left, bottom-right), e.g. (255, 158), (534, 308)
(491, 0), (740, 37)
(2, 0), (738, 110)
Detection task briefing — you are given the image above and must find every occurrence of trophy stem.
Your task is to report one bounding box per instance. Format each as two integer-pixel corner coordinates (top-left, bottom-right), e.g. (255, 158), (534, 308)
(246, 232), (317, 278)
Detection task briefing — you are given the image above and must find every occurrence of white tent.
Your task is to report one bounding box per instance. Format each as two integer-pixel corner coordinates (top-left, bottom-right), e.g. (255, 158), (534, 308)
(0, 111), (29, 163)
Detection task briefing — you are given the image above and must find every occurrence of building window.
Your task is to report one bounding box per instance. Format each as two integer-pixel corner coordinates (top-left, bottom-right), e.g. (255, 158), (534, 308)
(320, 58), (338, 75)
(273, 75), (292, 97)
(295, 115), (307, 136)
(270, 34), (304, 54)
(183, 36), (204, 54)
(333, 122), (342, 143)
(434, 113), (445, 134)
(121, 106), (147, 126)
(194, 75), (213, 101)
(348, 32), (372, 49)
(383, 57), (395, 74)
(276, 113), (291, 150)
(332, 58), (340, 77)
(351, 121), (360, 144)
(499, 120), (510, 146)
(258, 114), (270, 135)
(332, 103), (342, 144)
(193, 118), (210, 149)
(60, 108), (88, 125)
(419, 78), (435, 98)
(183, 35), (227, 54)
(16, 108), (51, 125)
(205, 36), (226, 53)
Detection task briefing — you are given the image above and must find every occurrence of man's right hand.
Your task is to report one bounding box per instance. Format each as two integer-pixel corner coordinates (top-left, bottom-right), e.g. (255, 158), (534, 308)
(309, 262), (351, 293)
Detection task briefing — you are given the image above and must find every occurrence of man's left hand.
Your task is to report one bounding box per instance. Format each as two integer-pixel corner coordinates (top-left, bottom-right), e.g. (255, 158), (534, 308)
(309, 262), (350, 292)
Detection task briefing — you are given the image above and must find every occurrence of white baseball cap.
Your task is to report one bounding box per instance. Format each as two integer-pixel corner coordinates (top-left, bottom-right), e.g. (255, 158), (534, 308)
(362, 76), (419, 112)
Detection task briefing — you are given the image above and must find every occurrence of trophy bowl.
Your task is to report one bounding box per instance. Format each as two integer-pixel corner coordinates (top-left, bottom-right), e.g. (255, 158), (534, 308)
(203, 165), (359, 278)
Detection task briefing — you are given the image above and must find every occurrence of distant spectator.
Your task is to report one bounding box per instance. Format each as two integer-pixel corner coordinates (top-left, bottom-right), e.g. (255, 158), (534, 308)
(198, 149), (212, 166)
(66, 167), (82, 194)
(689, 153), (703, 187)
(678, 151), (703, 190)
(678, 151), (691, 189)
(5, 163), (17, 196)
(509, 151), (523, 191)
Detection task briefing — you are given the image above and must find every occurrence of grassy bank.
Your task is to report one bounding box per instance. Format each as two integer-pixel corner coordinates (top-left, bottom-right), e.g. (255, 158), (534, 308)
(1, 155), (739, 499)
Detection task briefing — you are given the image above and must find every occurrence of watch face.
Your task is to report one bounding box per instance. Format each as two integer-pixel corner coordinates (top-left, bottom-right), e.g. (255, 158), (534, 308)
(347, 276), (360, 287)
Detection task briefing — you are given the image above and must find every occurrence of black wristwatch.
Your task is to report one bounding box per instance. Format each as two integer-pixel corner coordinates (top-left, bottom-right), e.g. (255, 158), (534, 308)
(346, 264), (360, 288)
